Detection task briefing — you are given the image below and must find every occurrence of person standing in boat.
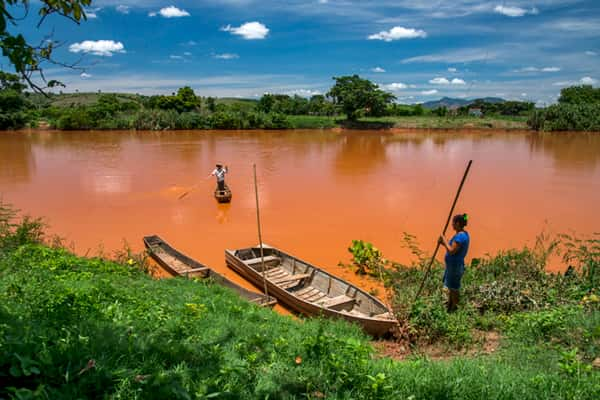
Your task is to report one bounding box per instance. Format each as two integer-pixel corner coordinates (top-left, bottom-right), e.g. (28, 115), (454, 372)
(209, 164), (228, 191)
(438, 213), (470, 312)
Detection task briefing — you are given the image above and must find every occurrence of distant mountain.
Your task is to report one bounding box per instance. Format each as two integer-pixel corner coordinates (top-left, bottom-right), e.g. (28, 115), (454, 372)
(421, 97), (505, 109)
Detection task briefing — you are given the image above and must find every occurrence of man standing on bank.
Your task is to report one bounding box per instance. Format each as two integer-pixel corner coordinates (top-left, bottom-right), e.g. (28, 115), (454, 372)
(210, 164), (228, 191)
(438, 214), (470, 312)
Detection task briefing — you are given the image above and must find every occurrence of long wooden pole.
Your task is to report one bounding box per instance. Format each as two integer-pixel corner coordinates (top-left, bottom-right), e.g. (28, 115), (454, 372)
(414, 160), (473, 301)
(253, 164), (269, 298)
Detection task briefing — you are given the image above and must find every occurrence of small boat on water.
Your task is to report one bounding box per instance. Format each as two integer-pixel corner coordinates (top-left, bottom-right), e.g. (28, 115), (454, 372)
(215, 183), (232, 203)
(225, 245), (398, 336)
(144, 235), (276, 307)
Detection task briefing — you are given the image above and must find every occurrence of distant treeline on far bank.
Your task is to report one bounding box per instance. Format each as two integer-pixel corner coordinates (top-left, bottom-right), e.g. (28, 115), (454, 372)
(1, 71), (599, 131)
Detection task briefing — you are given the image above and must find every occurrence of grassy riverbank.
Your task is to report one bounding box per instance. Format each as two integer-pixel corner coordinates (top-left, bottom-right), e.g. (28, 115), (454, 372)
(1, 205), (598, 399)
(287, 115), (529, 130)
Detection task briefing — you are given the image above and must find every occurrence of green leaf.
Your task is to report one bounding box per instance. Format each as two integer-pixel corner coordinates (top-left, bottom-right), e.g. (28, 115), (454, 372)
(9, 364), (22, 377)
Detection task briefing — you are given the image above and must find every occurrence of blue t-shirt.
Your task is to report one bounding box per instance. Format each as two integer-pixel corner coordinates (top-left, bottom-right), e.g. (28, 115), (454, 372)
(444, 231), (470, 267)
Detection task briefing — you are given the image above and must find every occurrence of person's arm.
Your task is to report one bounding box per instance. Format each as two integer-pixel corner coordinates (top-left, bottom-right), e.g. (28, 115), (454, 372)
(207, 170), (215, 179)
(439, 234), (462, 255)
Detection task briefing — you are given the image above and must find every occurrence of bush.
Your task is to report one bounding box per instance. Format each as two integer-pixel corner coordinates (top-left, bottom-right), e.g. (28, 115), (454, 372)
(528, 103), (600, 131)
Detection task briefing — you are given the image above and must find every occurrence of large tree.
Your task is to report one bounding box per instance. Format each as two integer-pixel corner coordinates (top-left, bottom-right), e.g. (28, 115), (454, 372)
(558, 85), (600, 105)
(0, 71), (29, 129)
(1, 0), (91, 92)
(327, 75), (395, 120)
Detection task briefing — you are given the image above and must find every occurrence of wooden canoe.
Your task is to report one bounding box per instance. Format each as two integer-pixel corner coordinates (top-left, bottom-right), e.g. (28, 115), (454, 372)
(144, 235), (276, 307)
(225, 245), (398, 336)
(214, 183), (232, 203)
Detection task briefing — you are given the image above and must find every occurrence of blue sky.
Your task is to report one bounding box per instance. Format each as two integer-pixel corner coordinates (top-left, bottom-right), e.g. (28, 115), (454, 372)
(4, 0), (599, 104)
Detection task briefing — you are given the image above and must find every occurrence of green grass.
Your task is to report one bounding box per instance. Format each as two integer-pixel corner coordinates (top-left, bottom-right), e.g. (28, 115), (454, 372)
(286, 115), (339, 129)
(360, 115), (529, 129)
(1, 204), (598, 399)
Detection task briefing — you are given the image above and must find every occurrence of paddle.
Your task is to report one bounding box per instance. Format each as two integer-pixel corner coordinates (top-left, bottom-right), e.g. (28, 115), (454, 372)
(178, 183), (201, 200)
(253, 164), (269, 298)
(414, 160), (473, 302)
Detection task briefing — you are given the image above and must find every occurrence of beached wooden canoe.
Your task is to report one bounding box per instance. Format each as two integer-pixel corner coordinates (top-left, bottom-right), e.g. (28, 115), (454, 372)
(214, 183), (232, 203)
(144, 235), (276, 307)
(225, 245), (398, 336)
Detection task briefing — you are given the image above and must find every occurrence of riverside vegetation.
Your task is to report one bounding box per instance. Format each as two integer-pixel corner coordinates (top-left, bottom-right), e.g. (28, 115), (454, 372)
(6, 71), (599, 132)
(1, 203), (599, 399)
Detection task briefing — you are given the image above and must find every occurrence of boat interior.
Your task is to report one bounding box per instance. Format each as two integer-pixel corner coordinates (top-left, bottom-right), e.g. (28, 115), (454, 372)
(233, 247), (393, 319)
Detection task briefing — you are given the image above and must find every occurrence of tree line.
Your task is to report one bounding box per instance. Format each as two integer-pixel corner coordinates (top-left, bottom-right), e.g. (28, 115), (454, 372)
(528, 85), (600, 131)
(1, 71), (596, 131)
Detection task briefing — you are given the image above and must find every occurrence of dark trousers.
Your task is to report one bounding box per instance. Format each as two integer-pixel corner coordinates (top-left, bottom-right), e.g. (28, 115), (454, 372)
(218, 180), (225, 190)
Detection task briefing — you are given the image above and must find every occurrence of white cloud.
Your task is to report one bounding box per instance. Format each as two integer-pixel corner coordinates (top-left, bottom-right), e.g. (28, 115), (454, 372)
(318, 0), (328, 3)
(368, 26), (427, 41)
(521, 93), (528, 97)
(580, 76), (598, 85)
(221, 22), (269, 40)
(116, 5), (130, 14)
(214, 53), (240, 59)
(285, 89), (322, 97)
(384, 82), (408, 90)
(448, 67), (457, 73)
(371, 67), (386, 73)
(183, 52), (192, 56)
(429, 77), (465, 85)
(494, 5), (538, 17)
(182, 40), (197, 46)
(516, 66), (561, 73)
(402, 48), (496, 64)
(585, 51), (597, 56)
(549, 19), (600, 33)
(69, 40), (125, 56)
(80, 73), (92, 79)
(421, 89), (438, 95)
(150, 6), (190, 18)
(430, 77), (450, 85)
(169, 55), (183, 60)
(86, 12), (98, 19)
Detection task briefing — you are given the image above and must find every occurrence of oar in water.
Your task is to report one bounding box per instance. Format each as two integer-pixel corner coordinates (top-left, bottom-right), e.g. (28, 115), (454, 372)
(414, 160), (473, 302)
(178, 183), (201, 200)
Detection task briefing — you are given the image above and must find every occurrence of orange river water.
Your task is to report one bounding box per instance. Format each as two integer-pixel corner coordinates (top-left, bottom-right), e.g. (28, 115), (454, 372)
(1, 129), (599, 295)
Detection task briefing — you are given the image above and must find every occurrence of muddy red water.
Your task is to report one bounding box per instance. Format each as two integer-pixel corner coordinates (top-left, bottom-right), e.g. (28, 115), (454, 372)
(2, 129), (600, 292)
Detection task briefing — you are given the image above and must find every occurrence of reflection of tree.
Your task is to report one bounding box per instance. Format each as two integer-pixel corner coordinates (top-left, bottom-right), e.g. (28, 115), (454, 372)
(528, 133), (600, 171)
(30, 131), (205, 171)
(334, 132), (388, 176)
(0, 134), (35, 184)
(381, 132), (429, 148)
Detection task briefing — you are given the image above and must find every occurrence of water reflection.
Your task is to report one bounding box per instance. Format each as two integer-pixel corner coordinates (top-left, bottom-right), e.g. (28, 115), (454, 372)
(334, 132), (388, 176)
(0, 133), (35, 184)
(528, 132), (600, 171)
(216, 202), (231, 224)
(1, 129), (600, 277)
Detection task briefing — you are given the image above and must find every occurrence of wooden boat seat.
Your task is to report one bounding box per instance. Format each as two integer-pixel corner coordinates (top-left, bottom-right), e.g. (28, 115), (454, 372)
(180, 267), (209, 277)
(272, 273), (311, 284)
(245, 255), (281, 266)
(322, 295), (355, 308)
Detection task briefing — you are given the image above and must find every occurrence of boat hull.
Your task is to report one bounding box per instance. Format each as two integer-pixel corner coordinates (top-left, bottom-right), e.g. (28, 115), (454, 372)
(214, 183), (232, 203)
(144, 235), (276, 307)
(225, 246), (397, 336)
